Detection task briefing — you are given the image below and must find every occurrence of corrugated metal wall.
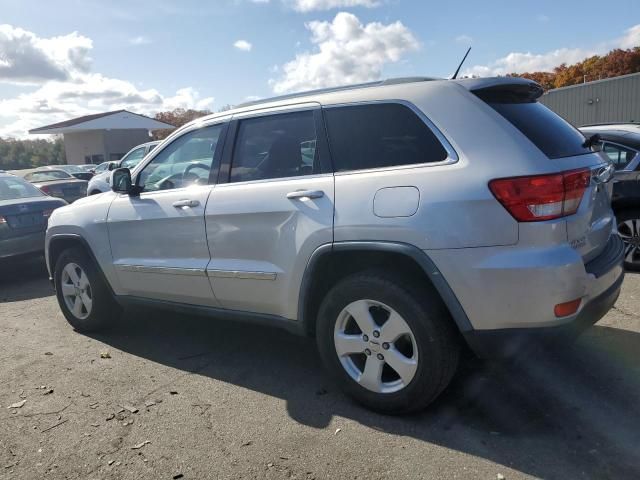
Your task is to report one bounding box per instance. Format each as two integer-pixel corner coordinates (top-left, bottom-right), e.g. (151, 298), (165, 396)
(539, 72), (640, 126)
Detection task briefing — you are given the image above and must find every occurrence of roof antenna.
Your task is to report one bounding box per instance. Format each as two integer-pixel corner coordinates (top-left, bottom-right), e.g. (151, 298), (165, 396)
(451, 47), (472, 80)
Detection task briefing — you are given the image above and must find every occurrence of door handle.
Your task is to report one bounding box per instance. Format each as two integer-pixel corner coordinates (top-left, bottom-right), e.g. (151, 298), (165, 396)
(286, 190), (324, 200)
(172, 199), (200, 208)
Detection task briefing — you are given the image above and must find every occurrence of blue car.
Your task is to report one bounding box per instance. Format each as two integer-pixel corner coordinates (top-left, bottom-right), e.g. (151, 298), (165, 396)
(0, 172), (67, 260)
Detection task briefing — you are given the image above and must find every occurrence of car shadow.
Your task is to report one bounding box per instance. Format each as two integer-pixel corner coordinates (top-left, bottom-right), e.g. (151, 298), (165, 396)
(88, 307), (640, 479)
(0, 256), (53, 302)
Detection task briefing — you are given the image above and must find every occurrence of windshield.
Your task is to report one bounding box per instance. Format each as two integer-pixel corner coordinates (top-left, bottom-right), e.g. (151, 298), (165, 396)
(24, 170), (73, 182)
(0, 176), (45, 200)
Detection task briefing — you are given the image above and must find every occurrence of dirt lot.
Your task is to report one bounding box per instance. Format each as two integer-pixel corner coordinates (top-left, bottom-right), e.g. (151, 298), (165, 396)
(0, 258), (639, 480)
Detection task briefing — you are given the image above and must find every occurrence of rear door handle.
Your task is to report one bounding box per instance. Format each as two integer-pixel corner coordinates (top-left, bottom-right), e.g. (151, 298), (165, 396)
(172, 199), (200, 208)
(286, 190), (324, 200)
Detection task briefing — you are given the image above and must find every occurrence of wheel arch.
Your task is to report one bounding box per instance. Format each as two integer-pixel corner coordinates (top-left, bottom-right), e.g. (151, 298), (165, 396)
(47, 234), (115, 296)
(298, 241), (473, 337)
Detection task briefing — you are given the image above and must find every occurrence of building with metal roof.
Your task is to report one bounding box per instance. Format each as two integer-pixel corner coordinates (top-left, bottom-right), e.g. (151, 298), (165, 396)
(29, 110), (174, 165)
(539, 72), (640, 127)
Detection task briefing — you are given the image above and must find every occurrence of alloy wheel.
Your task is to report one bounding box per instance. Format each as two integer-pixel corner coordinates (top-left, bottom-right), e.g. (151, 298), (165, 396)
(618, 218), (640, 268)
(60, 262), (93, 320)
(334, 299), (418, 394)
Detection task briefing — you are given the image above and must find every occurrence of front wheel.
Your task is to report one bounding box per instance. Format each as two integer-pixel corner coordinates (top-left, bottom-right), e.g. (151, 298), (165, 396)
(316, 271), (460, 414)
(54, 247), (120, 332)
(617, 209), (640, 271)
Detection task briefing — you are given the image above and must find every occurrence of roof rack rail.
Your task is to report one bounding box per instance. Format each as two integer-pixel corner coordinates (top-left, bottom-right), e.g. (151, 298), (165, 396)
(236, 76), (441, 109)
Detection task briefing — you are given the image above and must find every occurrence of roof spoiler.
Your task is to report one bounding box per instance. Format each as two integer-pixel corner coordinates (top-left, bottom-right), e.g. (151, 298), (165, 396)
(455, 77), (544, 103)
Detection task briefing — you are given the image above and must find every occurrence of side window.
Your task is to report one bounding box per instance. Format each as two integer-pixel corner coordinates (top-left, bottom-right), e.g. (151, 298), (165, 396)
(120, 147), (146, 169)
(324, 103), (448, 172)
(602, 143), (637, 170)
(137, 125), (224, 192)
(230, 110), (318, 183)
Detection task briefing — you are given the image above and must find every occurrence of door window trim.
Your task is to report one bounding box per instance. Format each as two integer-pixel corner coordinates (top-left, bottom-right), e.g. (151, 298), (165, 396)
(321, 99), (459, 176)
(217, 105), (332, 185)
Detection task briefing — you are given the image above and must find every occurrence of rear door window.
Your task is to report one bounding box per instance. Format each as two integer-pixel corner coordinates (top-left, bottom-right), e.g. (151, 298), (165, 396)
(229, 110), (319, 183)
(483, 100), (590, 159)
(323, 103), (448, 172)
(602, 142), (637, 170)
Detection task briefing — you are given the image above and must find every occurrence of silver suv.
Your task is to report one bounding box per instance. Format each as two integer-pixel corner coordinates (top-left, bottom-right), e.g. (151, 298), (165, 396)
(45, 77), (624, 413)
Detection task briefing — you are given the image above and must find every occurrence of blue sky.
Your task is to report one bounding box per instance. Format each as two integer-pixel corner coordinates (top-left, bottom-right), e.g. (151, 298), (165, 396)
(0, 0), (638, 137)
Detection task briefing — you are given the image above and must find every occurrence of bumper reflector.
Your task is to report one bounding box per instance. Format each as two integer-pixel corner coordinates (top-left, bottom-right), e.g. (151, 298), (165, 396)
(554, 298), (582, 318)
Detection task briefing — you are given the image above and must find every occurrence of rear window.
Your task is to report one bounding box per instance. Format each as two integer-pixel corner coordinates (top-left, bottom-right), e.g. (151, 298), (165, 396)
(324, 103), (448, 172)
(485, 101), (590, 159)
(24, 171), (72, 182)
(0, 177), (44, 200)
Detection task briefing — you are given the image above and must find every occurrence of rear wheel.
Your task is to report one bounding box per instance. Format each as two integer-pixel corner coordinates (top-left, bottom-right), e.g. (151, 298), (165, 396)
(617, 209), (640, 271)
(54, 247), (120, 332)
(316, 271), (460, 414)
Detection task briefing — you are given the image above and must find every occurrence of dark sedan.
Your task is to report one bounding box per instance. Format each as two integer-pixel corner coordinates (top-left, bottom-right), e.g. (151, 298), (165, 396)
(18, 169), (88, 203)
(0, 173), (67, 260)
(580, 123), (640, 270)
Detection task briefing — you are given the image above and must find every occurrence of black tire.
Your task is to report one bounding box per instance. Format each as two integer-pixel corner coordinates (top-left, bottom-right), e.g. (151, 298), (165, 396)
(316, 270), (460, 414)
(54, 247), (120, 332)
(617, 208), (640, 271)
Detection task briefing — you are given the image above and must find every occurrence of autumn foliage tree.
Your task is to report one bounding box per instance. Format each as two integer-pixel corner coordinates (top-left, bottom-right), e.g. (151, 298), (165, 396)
(512, 47), (640, 90)
(152, 108), (212, 140)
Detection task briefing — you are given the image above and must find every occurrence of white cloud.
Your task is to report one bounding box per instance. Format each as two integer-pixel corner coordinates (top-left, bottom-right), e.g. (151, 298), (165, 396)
(271, 12), (419, 94)
(0, 24), (92, 84)
(233, 39), (253, 52)
(0, 25), (215, 138)
(455, 34), (472, 44)
(619, 24), (640, 49)
(288, 0), (379, 11)
(129, 35), (151, 46)
(464, 23), (640, 77)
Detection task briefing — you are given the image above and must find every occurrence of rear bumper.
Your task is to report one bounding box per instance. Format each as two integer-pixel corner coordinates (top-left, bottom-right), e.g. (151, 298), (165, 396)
(428, 234), (625, 358)
(463, 270), (623, 358)
(0, 231), (45, 259)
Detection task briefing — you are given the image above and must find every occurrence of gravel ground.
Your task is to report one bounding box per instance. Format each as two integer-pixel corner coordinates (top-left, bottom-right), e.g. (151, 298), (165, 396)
(0, 257), (639, 480)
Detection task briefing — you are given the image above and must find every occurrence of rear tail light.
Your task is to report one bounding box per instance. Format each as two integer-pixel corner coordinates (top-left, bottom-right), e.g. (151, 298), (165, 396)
(489, 168), (590, 222)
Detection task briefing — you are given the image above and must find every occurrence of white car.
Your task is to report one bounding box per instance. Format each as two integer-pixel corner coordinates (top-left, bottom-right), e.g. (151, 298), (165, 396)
(87, 141), (160, 195)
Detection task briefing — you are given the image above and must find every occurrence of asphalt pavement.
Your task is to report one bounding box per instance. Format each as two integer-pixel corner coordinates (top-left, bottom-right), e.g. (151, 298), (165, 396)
(1, 257), (639, 479)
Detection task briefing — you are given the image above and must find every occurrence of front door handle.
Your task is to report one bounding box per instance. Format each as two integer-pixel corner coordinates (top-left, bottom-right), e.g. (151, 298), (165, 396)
(172, 199), (200, 208)
(286, 190), (324, 200)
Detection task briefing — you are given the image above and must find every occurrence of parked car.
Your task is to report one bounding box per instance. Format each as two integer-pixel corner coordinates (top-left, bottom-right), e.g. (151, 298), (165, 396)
(79, 164), (98, 173)
(14, 169), (87, 204)
(87, 141), (160, 195)
(45, 77), (624, 414)
(92, 161), (120, 176)
(38, 164), (93, 181)
(0, 172), (66, 260)
(580, 123), (640, 270)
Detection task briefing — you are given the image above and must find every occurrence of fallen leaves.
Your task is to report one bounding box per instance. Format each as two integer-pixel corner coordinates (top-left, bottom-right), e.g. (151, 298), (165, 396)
(100, 351), (111, 359)
(7, 400), (26, 409)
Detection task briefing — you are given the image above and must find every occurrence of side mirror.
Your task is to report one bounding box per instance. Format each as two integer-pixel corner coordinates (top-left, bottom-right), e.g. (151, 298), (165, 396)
(107, 163), (116, 171)
(111, 168), (133, 194)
